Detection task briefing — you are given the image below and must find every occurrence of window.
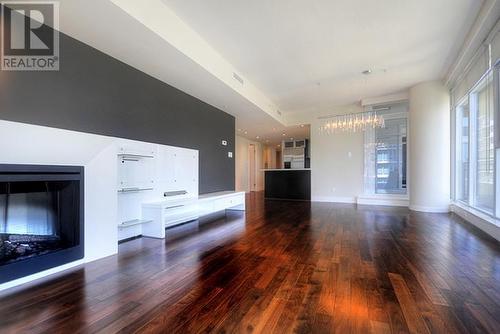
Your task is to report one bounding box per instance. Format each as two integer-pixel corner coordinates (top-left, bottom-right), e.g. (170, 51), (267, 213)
(374, 118), (407, 194)
(456, 100), (469, 202)
(364, 104), (408, 196)
(454, 72), (495, 215)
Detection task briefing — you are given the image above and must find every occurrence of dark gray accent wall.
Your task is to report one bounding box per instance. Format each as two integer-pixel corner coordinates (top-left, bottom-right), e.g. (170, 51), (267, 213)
(0, 28), (235, 194)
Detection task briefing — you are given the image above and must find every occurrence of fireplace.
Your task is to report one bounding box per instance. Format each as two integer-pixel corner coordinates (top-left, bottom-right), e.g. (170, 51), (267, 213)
(0, 165), (84, 284)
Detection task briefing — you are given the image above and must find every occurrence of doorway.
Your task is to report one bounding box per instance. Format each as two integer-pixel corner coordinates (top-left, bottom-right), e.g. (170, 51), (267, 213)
(249, 144), (256, 192)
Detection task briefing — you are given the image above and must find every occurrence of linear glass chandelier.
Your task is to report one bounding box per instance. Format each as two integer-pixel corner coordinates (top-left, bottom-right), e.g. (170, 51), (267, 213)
(319, 111), (385, 134)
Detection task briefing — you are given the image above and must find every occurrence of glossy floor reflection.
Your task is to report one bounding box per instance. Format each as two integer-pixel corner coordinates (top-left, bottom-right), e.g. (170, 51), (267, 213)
(0, 192), (499, 333)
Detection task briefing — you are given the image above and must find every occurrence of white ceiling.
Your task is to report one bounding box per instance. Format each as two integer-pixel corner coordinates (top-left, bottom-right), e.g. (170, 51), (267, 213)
(163, 0), (482, 113)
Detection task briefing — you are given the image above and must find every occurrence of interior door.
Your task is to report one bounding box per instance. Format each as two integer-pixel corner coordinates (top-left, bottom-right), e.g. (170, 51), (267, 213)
(249, 144), (256, 191)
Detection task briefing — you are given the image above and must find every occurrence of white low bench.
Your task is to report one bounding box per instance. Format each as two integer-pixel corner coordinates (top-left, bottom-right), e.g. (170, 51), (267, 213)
(141, 191), (245, 238)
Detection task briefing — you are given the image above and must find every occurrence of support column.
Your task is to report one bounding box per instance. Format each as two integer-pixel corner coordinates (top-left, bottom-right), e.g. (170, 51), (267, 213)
(409, 81), (450, 212)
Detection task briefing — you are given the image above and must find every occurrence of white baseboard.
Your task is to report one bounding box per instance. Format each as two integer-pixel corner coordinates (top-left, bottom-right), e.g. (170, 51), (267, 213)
(409, 204), (450, 213)
(357, 195), (409, 207)
(312, 196), (356, 204)
(312, 195), (409, 207)
(450, 203), (500, 241)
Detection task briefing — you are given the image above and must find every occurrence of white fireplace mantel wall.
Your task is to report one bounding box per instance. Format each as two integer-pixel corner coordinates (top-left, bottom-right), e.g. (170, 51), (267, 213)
(0, 120), (202, 291)
(0, 120), (118, 291)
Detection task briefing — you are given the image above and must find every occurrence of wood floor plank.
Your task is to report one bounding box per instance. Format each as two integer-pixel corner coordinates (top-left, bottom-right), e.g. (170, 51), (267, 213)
(388, 273), (430, 334)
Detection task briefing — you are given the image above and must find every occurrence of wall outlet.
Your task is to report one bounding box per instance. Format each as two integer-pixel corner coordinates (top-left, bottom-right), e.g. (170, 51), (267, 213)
(228, 151), (233, 158)
(222, 140), (227, 146)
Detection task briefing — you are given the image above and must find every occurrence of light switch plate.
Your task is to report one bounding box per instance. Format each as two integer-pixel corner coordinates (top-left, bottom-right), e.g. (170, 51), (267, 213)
(222, 140), (227, 146)
(228, 152), (233, 158)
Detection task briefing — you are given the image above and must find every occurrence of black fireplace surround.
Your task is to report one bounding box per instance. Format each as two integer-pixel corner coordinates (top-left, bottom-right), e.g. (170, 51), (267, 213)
(0, 164), (84, 284)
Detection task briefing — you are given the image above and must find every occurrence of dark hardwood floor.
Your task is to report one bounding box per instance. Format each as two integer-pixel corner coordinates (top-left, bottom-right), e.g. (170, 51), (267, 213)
(1, 192), (499, 333)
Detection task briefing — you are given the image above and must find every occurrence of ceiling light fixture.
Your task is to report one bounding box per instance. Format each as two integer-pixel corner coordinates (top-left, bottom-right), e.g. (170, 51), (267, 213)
(318, 110), (385, 134)
(362, 69), (372, 75)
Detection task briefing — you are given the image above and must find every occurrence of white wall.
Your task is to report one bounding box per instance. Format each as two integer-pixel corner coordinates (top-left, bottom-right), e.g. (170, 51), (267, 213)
(289, 104), (364, 202)
(263, 145), (277, 169)
(409, 81), (451, 212)
(85, 144), (119, 261)
(235, 135), (250, 192)
(235, 135), (264, 192)
(310, 105), (365, 202)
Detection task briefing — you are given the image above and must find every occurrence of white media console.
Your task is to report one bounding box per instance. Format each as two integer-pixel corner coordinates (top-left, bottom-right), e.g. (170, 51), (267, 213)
(141, 191), (245, 238)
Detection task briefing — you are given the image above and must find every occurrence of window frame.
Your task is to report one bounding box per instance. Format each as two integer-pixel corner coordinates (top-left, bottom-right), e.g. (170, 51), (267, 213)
(363, 106), (409, 198)
(453, 67), (499, 219)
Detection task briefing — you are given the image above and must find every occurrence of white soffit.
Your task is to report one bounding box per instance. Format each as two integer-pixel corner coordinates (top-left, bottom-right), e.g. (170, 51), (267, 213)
(361, 92), (409, 107)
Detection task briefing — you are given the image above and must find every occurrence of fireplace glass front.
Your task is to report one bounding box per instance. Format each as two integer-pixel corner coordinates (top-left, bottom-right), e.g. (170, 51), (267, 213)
(0, 165), (84, 284)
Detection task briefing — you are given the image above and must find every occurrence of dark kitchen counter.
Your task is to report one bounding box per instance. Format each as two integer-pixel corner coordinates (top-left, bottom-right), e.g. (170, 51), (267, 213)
(263, 169), (311, 201)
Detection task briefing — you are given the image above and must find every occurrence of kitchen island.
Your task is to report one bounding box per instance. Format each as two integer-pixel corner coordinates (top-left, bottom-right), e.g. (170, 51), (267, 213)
(263, 169), (311, 201)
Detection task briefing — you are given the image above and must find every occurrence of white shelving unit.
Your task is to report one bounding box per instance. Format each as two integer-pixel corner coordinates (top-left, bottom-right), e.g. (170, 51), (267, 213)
(117, 142), (157, 240)
(116, 139), (202, 242)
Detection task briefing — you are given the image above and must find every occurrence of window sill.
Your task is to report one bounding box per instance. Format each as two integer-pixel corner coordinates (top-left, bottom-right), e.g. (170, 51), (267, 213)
(450, 201), (500, 241)
(452, 201), (498, 224)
